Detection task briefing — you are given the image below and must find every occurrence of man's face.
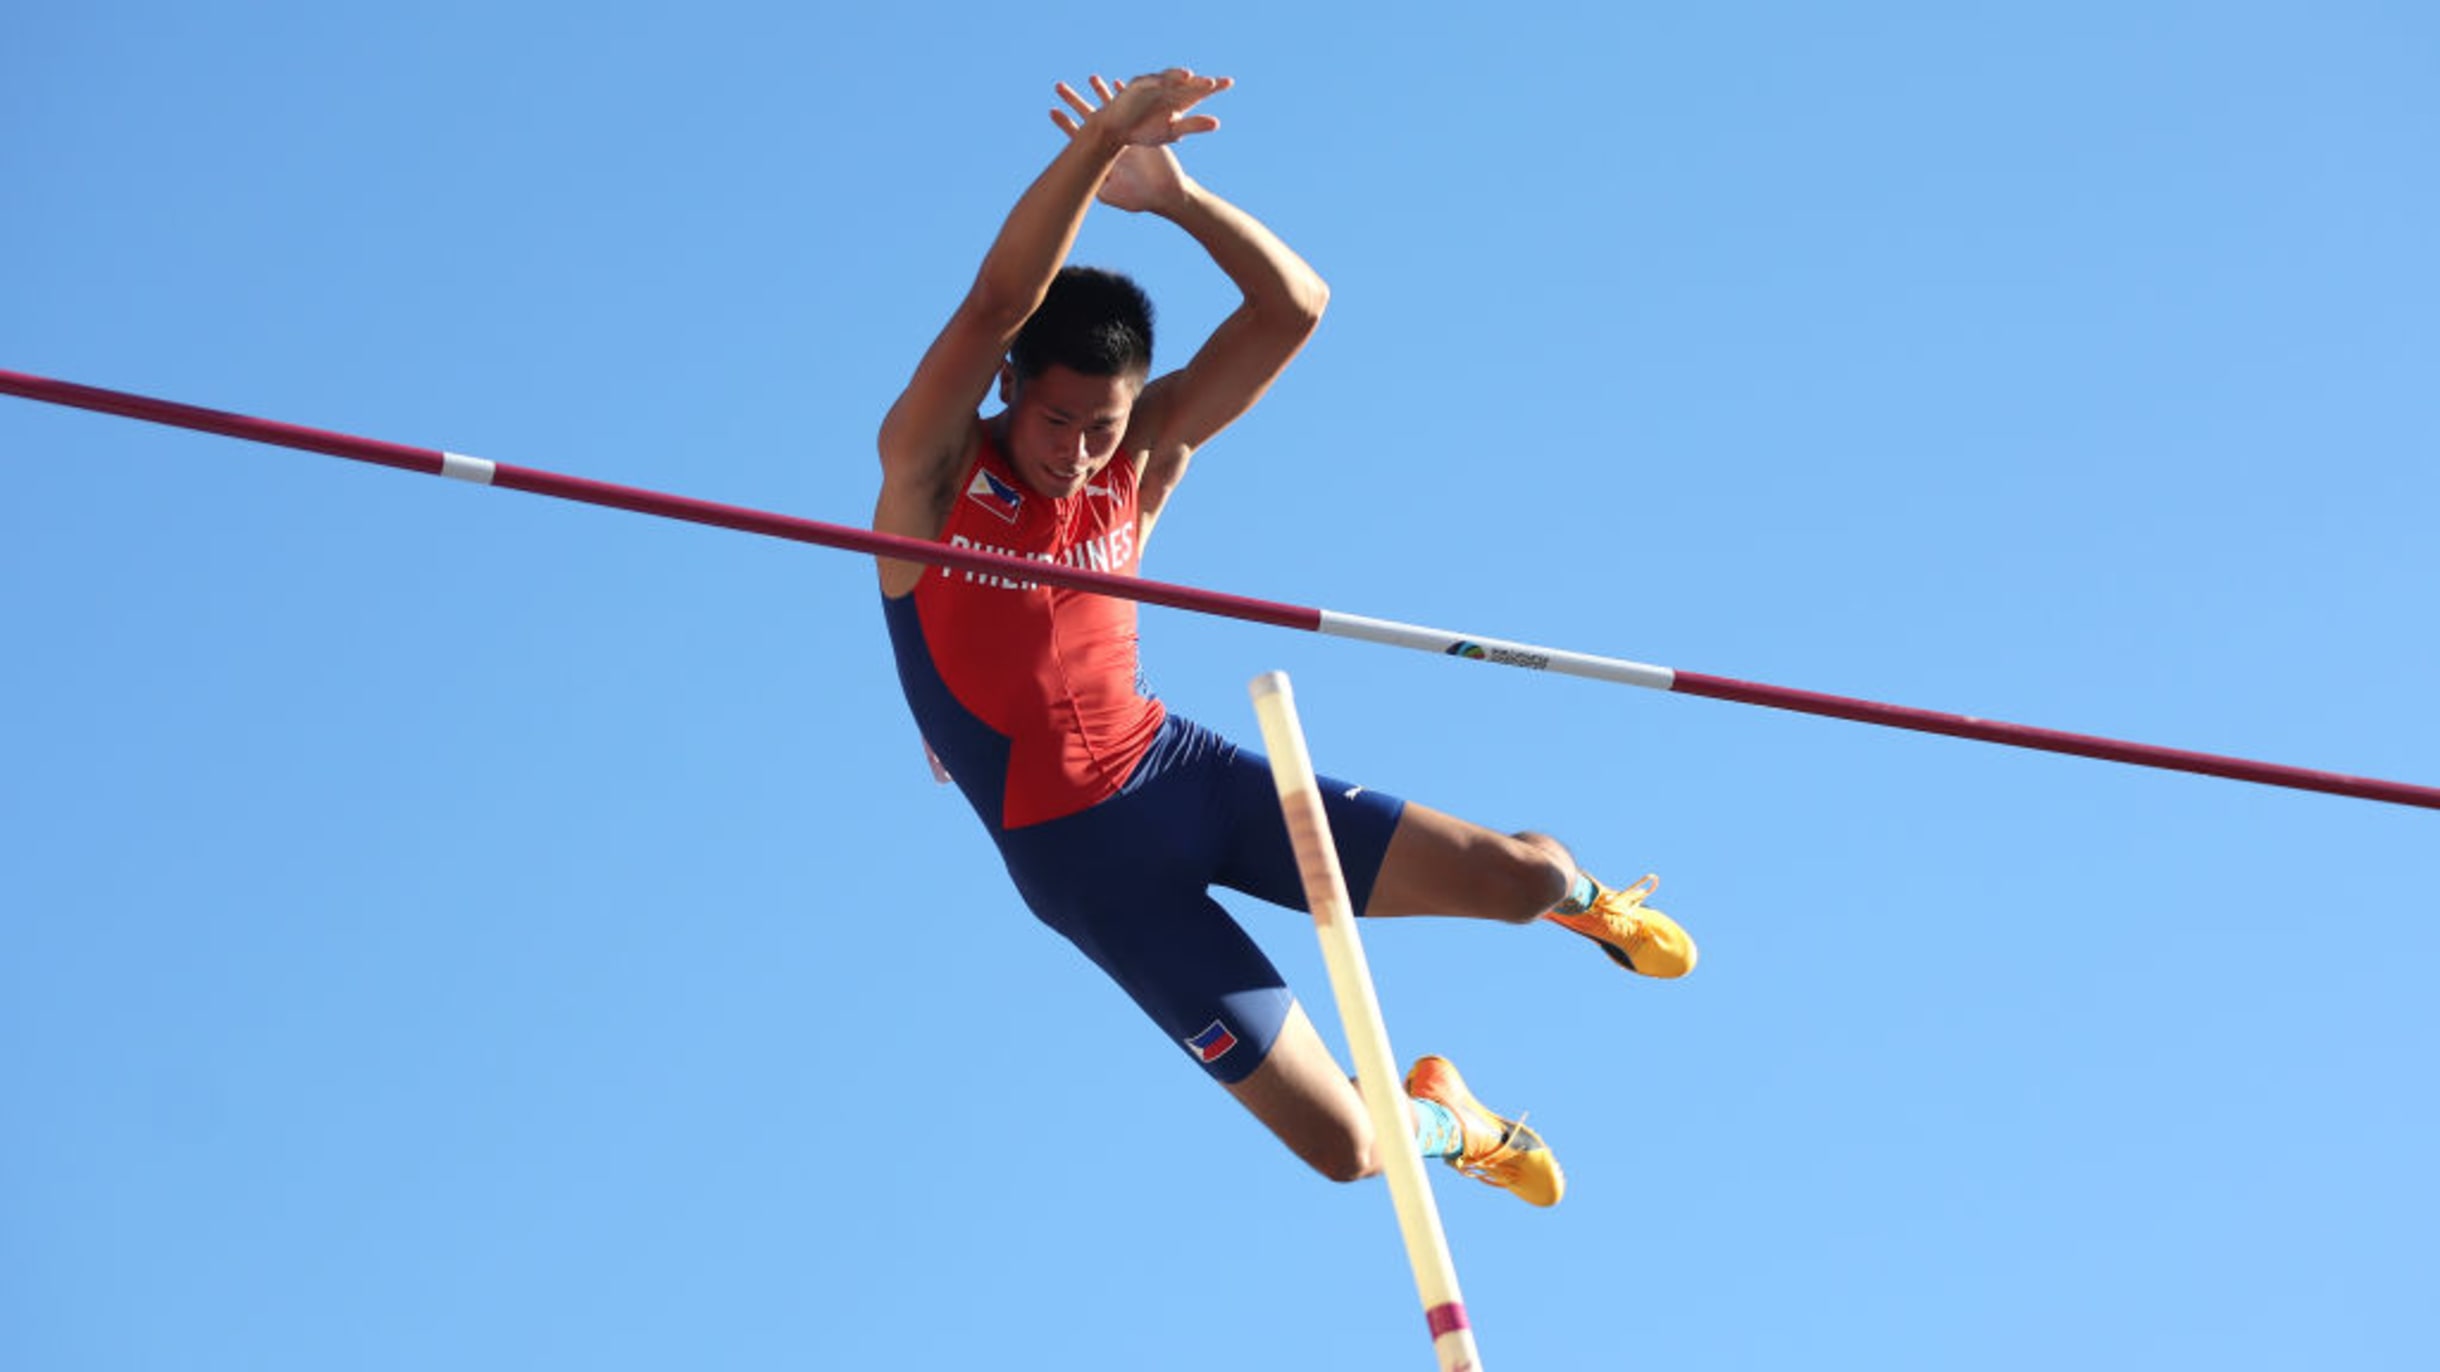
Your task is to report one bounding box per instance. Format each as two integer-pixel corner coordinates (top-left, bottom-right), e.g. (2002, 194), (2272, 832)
(1001, 363), (1142, 499)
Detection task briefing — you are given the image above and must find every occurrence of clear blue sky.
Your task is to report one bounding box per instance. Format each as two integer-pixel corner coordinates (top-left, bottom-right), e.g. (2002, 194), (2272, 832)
(6, 4), (2436, 1369)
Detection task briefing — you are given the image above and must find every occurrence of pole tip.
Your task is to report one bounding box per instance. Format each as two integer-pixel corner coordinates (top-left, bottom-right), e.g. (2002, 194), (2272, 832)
(1247, 670), (1291, 703)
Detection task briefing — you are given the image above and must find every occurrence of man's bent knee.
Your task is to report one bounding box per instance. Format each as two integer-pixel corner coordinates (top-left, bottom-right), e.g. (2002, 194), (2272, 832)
(1306, 1130), (1384, 1184)
(1499, 830), (1576, 922)
(1276, 1108), (1380, 1183)
(1226, 1010), (1384, 1181)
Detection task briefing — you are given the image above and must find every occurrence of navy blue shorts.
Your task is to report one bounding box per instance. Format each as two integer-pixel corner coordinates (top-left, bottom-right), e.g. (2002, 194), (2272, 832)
(993, 714), (1408, 1084)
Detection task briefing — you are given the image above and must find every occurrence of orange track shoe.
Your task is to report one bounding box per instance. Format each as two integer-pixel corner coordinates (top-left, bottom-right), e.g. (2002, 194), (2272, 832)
(1404, 1055), (1565, 1208)
(1545, 873), (1698, 979)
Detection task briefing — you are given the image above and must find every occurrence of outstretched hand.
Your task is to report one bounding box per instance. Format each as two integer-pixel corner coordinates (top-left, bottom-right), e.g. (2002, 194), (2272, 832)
(1051, 68), (1231, 147)
(1051, 70), (1224, 215)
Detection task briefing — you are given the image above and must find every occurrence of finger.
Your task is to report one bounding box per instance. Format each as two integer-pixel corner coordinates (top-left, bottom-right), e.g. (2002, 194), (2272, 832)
(1170, 114), (1221, 138)
(1049, 109), (1079, 135)
(1091, 73), (1116, 102)
(1055, 82), (1094, 119)
(1158, 72), (1229, 111)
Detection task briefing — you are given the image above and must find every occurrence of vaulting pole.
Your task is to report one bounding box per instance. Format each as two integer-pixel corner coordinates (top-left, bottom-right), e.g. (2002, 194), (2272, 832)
(1250, 670), (1481, 1372)
(6, 366), (2435, 812)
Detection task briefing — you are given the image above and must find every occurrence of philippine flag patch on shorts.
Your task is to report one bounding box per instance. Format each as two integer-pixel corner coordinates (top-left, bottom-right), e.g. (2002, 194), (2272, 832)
(1185, 1020), (1239, 1065)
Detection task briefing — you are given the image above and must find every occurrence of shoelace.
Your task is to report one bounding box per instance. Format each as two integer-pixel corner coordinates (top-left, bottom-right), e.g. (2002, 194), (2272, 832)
(1455, 1109), (1537, 1184)
(1601, 873), (1662, 915)
(1592, 874), (1663, 942)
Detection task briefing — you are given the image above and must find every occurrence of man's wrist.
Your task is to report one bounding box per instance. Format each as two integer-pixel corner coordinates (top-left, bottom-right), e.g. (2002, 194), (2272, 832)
(1072, 118), (1131, 160)
(1151, 175), (1210, 224)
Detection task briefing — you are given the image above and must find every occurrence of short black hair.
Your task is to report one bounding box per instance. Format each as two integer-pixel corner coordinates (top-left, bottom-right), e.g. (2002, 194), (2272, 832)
(1009, 266), (1154, 384)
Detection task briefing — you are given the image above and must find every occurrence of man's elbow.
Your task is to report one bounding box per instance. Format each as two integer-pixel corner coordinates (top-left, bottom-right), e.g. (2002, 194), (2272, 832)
(1272, 273), (1330, 336)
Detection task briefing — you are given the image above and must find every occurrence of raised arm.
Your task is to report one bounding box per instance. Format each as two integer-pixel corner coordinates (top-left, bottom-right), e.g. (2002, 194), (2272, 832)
(1050, 79), (1330, 528)
(874, 70), (1232, 577)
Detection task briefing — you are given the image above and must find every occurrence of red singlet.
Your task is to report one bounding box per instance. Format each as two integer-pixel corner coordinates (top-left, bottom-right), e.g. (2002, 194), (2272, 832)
(906, 434), (1167, 828)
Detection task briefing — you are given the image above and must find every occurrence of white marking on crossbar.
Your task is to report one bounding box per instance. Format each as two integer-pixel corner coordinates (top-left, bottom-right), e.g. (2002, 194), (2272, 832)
(440, 452), (497, 485)
(1317, 611), (1677, 691)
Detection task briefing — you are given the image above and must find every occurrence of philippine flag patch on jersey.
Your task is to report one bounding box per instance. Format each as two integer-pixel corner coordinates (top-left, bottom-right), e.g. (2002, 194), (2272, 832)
(966, 468), (1025, 523)
(1185, 1020), (1239, 1065)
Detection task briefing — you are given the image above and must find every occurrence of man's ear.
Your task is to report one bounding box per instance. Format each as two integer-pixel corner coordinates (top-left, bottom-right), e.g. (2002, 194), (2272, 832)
(997, 363), (1017, 406)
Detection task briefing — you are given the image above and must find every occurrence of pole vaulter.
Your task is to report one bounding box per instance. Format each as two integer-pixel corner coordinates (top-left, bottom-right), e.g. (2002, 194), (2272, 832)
(5, 365), (2435, 814)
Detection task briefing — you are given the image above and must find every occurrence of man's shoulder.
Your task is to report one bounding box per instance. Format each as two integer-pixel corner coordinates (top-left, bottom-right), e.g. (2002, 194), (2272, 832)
(875, 414), (988, 548)
(883, 413), (986, 489)
(1125, 371), (1187, 443)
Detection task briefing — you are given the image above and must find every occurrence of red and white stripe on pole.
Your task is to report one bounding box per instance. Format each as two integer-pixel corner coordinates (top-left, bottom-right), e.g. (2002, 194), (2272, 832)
(5, 366), (2436, 813)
